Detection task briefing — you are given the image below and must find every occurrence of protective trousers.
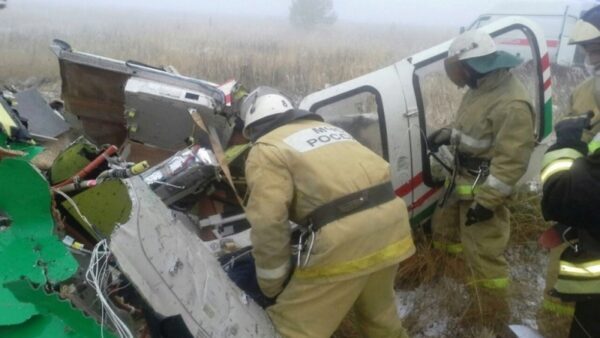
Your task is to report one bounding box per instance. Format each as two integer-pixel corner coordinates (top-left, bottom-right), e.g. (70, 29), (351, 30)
(537, 243), (574, 338)
(570, 299), (600, 338)
(266, 264), (408, 338)
(432, 199), (510, 289)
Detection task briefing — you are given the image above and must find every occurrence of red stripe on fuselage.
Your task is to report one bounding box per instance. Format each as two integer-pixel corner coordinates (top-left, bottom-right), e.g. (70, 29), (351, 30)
(395, 173), (423, 197)
(497, 38), (558, 49)
(394, 172), (439, 211)
(541, 53), (550, 71)
(543, 77), (552, 91)
(408, 187), (440, 211)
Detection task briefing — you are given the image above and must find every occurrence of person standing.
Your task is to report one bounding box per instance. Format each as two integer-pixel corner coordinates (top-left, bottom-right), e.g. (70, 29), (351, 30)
(427, 29), (535, 324)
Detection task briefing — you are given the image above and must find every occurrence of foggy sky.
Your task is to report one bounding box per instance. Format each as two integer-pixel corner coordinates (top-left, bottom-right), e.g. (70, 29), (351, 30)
(11, 0), (600, 27)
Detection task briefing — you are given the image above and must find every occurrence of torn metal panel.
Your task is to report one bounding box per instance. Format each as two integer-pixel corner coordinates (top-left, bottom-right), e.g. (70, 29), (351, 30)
(111, 177), (277, 337)
(0, 96), (43, 161)
(61, 180), (131, 240)
(0, 95), (19, 140)
(142, 146), (219, 207)
(52, 40), (229, 148)
(48, 137), (99, 184)
(121, 139), (174, 167)
(0, 132), (43, 161)
(0, 159), (82, 335)
(14, 89), (70, 140)
(0, 158), (78, 285)
(124, 77), (233, 151)
(57, 58), (129, 146)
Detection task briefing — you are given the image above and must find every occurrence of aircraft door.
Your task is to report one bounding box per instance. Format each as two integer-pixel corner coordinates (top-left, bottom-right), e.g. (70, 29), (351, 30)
(300, 63), (415, 207)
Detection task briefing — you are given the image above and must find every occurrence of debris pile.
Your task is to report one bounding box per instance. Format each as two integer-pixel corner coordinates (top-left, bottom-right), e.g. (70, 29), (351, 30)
(0, 40), (276, 337)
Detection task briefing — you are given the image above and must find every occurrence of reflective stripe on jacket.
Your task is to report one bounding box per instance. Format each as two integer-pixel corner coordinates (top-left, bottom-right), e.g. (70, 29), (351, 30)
(555, 245), (600, 297)
(540, 148), (584, 184)
(449, 69), (535, 208)
(245, 119), (415, 297)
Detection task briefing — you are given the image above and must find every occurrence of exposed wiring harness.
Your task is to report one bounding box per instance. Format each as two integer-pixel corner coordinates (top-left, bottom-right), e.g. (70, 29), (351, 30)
(86, 239), (134, 338)
(54, 189), (132, 337)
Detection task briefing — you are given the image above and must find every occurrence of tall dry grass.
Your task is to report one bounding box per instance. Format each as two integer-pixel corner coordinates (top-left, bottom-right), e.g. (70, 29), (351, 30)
(0, 2), (454, 97)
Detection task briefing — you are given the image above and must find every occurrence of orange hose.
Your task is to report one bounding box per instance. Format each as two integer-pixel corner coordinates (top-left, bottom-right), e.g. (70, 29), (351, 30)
(53, 145), (118, 188)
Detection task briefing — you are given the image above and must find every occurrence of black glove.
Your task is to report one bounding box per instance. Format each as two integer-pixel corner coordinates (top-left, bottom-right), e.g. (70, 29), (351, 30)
(465, 203), (494, 226)
(548, 112), (593, 155)
(427, 127), (452, 152)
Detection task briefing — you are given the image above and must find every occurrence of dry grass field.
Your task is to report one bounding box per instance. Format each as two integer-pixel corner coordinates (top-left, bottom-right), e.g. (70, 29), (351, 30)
(0, 2), (587, 337)
(0, 2), (453, 96)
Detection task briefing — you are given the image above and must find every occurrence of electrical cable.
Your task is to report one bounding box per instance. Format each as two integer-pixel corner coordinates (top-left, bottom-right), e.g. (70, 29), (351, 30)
(86, 239), (134, 338)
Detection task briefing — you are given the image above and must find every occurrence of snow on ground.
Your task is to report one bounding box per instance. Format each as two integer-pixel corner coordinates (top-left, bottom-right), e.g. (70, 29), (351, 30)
(396, 243), (549, 337)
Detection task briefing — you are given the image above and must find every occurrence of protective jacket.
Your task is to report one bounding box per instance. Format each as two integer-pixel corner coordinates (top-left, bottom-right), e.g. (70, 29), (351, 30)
(245, 119), (415, 297)
(536, 76), (600, 333)
(447, 69), (535, 209)
(541, 142), (600, 298)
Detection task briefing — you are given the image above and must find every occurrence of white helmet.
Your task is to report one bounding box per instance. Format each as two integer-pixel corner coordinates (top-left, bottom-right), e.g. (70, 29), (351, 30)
(241, 86), (294, 138)
(569, 5), (600, 45)
(448, 29), (496, 61)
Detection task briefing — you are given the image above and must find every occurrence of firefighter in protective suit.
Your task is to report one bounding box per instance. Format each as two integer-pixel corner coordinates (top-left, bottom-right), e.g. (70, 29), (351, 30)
(241, 87), (415, 338)
(537, 6), (600, 337)
(427, 30), (535, 321)
(540, 114), (600, 337)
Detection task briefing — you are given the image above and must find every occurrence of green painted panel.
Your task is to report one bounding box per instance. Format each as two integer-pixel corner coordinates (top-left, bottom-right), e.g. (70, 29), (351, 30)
(0, 280), (115, 338)
(0, 159), (78, 284)
(62, 180), (132, 239)
(0, 237), (46, 284)
(0, 315), (79, 338)
(0, 131), (44, 161)
(410, 202), (437, 226)
(0, 287), (38, 326)
(0, 159), (79, 333)
(543, 98), (553, 138)
(49, 138), (98, 184)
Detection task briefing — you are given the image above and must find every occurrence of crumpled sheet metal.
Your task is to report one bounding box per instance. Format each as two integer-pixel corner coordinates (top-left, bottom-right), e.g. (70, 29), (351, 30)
(62, 180), (132, 239)
(14, 89), (70, 140)
(54, 42), (228, 148)
(0, 158), (78, 328)
(110, 177), (277, 337)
